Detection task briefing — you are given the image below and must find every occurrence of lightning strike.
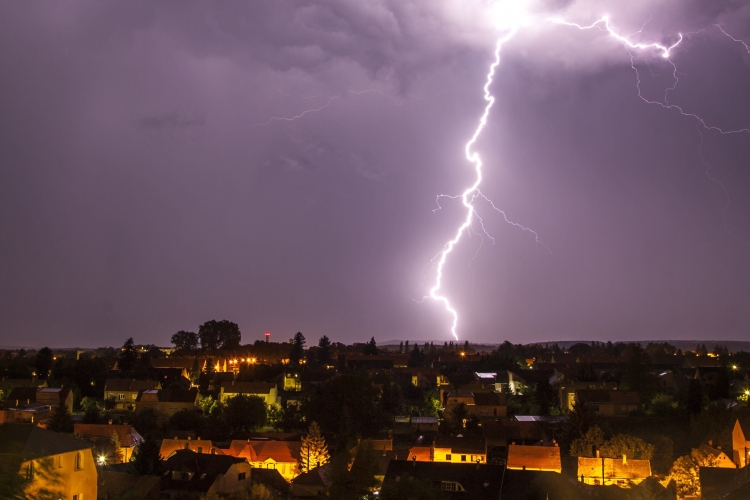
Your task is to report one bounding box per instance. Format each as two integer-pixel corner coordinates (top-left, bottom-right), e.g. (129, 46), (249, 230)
(426, 28), (530, 341)
(427, 9), (750, 341)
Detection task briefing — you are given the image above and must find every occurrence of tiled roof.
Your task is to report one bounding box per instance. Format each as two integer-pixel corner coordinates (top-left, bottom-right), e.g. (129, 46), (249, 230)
(473, 392), (506, 406)
(407, 446), (432, 461)
(578, 457), (651, 480)
(162, 450), (247, 493)
(507, 445), (561, 472)
(160, 439), (213, 458)
(7, 387), (37, 405)
(434, 436), (485, 455)
(226, 440), (301, 463)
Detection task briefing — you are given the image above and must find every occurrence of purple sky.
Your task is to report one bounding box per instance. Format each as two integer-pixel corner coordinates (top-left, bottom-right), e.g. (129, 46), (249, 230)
(1, 1), (750, 348)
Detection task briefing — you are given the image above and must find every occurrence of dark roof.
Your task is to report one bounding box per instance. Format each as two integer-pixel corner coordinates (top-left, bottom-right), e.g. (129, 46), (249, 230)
(735, 417), (750, 439)
(0, 424), (92, 460)
(136, 388), (197, 403)
(292, 464), (332, 487)
(162, 449), (247, 493)
(105, 379), (160, 392)
(99, 470), (160, 500)
(7, 387), (37, 404)
(383, 461), (502, 499)
(700, 466), (750, 500)
(434, 436), (485, 454)
(575, 390), (640, 404)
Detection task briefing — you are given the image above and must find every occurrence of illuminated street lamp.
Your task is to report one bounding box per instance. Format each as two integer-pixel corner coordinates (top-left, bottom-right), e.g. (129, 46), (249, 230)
(97, 455), (107, 466)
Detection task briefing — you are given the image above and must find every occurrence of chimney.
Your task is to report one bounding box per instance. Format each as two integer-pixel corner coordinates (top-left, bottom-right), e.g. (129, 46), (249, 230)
(709, 439), (713, 446)
(596, 450), (600, 458)
(622, 455), (627, 465)
(108, 419), (113, 425)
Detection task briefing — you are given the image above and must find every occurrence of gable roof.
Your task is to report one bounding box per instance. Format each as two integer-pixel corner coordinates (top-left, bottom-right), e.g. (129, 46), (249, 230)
(578, 457), (651, 480)
(735, 417), (750, 440)
(7, 387), (37, 405)
(0, 424), (92, 460)
(136, 388), (197, 403)
(228, 440), (301, 463)
(433, 436), (485, 455)
(162, 450), (248, 493)
(473, 392), (506, 406)
(160, 438), (214, 458)
(507, 445), (561, 472)
(99, 471), (160, 500)
(383, 461), (502, 498)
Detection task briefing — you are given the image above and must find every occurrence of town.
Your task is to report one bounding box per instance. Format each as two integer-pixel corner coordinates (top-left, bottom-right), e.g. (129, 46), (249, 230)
(2, 321), (750, 499)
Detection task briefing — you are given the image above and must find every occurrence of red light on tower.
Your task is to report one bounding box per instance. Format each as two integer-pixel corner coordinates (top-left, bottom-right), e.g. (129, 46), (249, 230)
(265, 332), (270, 343)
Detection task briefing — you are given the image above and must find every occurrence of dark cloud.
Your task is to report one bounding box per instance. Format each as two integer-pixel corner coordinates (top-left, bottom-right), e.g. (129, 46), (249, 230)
(0, 1), (749, 347)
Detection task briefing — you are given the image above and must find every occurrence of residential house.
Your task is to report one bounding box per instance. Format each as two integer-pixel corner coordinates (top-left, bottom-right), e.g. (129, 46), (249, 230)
(160, 438), (214, 458)
(393, 367), (449, 389)
(558, 381), (617, 411)
(578, 455), (651, 486)
(219, 381), (280, 406)
(483, 419), (548, 457)
(223, 439), (301, 481)
(134, 388), (198, 418)
(104, 379), (161, 410)
(732, 417), (750, 467)
(74, 423), (144, 462)
(574, 389), (641, 416)
(161, 449), (252, 499)
(283, 372), (302, 392)
(290, 464), (332, 497)
(445, 391), (507, 420)
(693, 442), (736, 469)
(36, 387), (74, 409)
(700, 466), (750, 500)
(0, 423), (98, 500)
(3, 386), (73, 424)
(409, 436), (487, 464)
(344, 354), (410, 370)
(507, 444), (562, 473)
(383, 461), (503, 498)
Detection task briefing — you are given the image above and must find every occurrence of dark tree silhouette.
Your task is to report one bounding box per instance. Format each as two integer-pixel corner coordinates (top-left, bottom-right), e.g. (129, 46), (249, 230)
(363, 337), (379, 355)
(47, 400), (73, 433)
(129, 434), (162, 475)
(117, 337), (138, 374)
(289, 332), (306, 366)
(225, 394), (267, 436)
(317, 335), (332, 365)
(198, 320), (241, 351)
(170, 331), (198, 352)
(34, 347), (54, 379)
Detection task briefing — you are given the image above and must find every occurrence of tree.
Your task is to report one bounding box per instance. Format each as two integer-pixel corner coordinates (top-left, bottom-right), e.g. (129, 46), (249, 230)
(117, 338), (138, 374)
(47, 399), (73, 433)
(569, 425), (606, 458)
(35, 347), (54, 379)
(300, 421), (330, 473)
(198, 320), (242, 351)
(408, 344), (425, 367)
(317, 335), (333, 365)
(289, 332), (306, 366)
(304, 374), (383, 440)
(348, 440), (380, 496)
(225, 395), (267, 436)
(111, 432), (123, 464)
(363, 337), (379, 356)
(129, 434), (162, 475)
(171, 331), (198, 352)
(81, 397), (101, 424)
(449, 403), (468, 429)
(686, 379), (703, 415)
(558, 401), (595, 453)
(670, 450), (719, 498)
(169, 408), (202, 431)
(599, 434), (654, 460)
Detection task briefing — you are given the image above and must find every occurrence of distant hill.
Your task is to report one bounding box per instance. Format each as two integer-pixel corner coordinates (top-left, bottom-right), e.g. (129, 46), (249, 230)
(377, 339), (750, 353)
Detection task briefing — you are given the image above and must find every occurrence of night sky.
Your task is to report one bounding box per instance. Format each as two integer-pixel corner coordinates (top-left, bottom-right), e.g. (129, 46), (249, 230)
(2, 0), (750, 348)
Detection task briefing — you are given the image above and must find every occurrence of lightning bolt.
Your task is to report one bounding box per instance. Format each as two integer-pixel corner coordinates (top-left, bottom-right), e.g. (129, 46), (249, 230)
(426, 28), (544, 341)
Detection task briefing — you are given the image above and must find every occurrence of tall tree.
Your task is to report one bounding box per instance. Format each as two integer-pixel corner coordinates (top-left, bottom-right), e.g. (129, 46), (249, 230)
(170, 331), (198, 352)
(34, 347), (54, 379)
(47, 399), (73, 433)
(198, 320), (241, 351)
(363, 337), (379, 356)
(300, 421), (330, 473)
(198, 320), (221, 351)
(129, 434), (162, 475)
(289, 332), (306, 366)
(317, 335), (333, 365)
(117, 337), (138, 374)
(225, 394), (267, 436)
(111, 432), (123, 464)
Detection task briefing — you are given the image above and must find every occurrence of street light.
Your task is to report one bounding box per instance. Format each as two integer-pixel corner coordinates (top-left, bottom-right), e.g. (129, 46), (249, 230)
(97, 455), (107, 466)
